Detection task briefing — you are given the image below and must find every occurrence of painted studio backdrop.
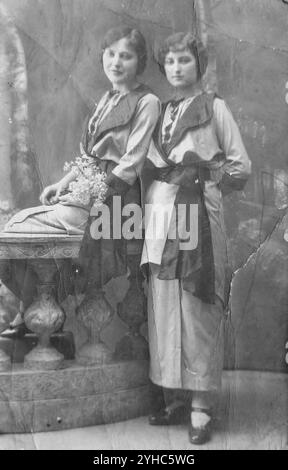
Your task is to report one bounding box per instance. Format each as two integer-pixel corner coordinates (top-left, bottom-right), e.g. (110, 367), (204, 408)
(0, 0), (287, 400)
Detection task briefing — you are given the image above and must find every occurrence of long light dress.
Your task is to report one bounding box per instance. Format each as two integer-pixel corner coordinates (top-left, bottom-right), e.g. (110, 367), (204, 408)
(141, 92), (251, 392)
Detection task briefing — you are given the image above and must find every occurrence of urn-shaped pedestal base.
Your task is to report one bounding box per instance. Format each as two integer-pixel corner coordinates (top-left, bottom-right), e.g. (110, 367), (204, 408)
(23, 259), (66, 370)
(24, 344), (64, 370)
(24, 290), (65, 370)
(76, 290), (114, 365)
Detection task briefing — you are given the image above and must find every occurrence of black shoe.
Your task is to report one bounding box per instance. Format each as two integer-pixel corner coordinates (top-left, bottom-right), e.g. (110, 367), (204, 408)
(149, 404), (188, 426)
(1, 323), (28, 339)
(188, 408), (212, 445)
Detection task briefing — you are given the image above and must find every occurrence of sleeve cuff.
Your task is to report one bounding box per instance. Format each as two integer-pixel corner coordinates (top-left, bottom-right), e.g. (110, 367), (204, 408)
(219, 172), (248, 195)
(104, 173), (131, 198)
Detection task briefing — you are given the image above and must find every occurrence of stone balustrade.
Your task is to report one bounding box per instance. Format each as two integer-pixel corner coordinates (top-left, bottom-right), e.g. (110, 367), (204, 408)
(0, 233), (150, 432)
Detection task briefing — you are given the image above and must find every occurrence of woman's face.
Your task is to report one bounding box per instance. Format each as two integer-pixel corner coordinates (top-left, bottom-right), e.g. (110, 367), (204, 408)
(164, 48), (198, 89)
(102, 37), (138, 88)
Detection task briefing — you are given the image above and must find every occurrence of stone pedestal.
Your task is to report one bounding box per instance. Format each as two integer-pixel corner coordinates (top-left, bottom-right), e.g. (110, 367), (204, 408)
(0, 234), (81, 369)
(23, 259), (66, 370)
(0, 234), (152, 432)
(0, 359), (151, 433)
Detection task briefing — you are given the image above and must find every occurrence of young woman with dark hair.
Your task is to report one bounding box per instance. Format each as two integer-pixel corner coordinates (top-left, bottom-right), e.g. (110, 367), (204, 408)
(141, 32), (251, 444)
(2, 26), (160, 336)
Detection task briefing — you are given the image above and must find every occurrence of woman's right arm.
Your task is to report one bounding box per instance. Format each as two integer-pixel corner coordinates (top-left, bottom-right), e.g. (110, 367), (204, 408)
(39, 169), (77, 205)
(213, 97), (251, 195)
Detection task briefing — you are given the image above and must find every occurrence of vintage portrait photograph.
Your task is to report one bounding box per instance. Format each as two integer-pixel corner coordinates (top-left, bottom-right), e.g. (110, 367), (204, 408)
(0, 0), (287, 453)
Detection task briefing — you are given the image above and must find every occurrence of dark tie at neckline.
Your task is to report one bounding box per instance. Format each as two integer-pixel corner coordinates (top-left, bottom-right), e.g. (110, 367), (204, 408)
(170, 98), (185, 108)
(168, 98), (185, 121)
(162, 98), (185, 147)
(109, 89), (121, 97)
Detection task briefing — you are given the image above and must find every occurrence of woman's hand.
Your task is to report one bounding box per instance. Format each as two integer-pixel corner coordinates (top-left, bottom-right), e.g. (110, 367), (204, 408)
(39, 169), (78, 205)
(39, 183), (64, 205)
(58, 194), (74, 205)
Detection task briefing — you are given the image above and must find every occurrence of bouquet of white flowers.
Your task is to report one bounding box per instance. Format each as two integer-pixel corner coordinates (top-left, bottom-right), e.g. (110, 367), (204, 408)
(63, 155), (108, 207)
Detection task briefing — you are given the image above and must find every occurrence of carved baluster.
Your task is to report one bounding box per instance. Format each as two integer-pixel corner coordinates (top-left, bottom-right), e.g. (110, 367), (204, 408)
(76, 289), (114, 365)
(114, 253), (148, 360)
(23, 259), (65, 370)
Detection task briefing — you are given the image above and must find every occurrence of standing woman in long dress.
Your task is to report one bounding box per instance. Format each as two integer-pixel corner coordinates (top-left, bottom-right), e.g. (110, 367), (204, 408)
(141, 32), (251, 444)
(1, 26), (160, 336)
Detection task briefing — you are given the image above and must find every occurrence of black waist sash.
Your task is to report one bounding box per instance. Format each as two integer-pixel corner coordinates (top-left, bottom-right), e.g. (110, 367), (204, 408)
(146, 162), (215, 304)
(152, 164), (211, 185)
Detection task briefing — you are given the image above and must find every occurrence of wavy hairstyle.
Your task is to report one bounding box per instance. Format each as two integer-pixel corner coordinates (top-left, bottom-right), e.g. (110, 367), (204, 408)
(100, 26), (147, 75)
(157, 32), (208, 81)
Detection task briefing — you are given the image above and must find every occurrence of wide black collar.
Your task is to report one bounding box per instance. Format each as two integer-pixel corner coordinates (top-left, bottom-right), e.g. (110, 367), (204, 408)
(83, 84), (151, 155)
(154, 92), (216, 165)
